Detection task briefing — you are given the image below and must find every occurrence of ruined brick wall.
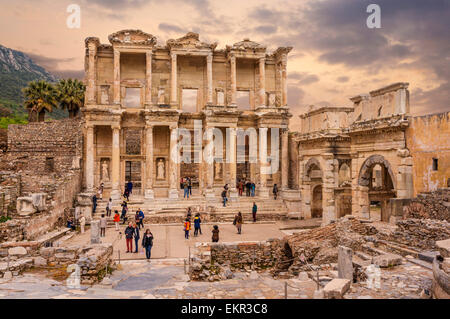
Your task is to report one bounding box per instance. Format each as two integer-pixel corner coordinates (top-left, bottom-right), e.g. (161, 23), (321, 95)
(0, 172), (20, 217)
(7, 119), (83, 175)
(406, 112), (450, 196)
(403, 188), (450, 222)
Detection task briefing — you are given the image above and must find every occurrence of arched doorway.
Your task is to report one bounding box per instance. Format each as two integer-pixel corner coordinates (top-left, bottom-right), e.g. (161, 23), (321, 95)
(358, 155), (396, 221)
(311, 185), (323, 218)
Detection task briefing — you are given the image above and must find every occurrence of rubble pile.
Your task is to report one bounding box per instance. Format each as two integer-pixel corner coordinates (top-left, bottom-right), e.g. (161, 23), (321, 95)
(403, 188), (450, 222)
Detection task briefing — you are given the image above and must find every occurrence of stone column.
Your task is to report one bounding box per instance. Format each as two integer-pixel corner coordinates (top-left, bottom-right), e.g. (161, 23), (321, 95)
(110, 125), (121, 200)
(322, 153), (337, 225)
(113, 49), (121, 104)
(87, 43), (97, 104)
(168, 125), (179, 198)
(229, 54), (237, 106)
(281, 129), (289, 191)
(280, 55), (287, 107)
(228, 127), (237, 200)
(205, 126), (215, 198)
(207, 53), (213, 105)
(258, 127), (269, 198)
(144, 125), (154, 199)
(90, 220), (101, 244)
(145, 51), (153, 107)
(86, 125), (95, 192)
(258, 57), (266, 107)
(170, 53), (177, 105)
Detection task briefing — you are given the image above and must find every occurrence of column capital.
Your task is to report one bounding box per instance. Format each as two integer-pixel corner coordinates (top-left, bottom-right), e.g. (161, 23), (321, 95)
(111, 124), (121, 131)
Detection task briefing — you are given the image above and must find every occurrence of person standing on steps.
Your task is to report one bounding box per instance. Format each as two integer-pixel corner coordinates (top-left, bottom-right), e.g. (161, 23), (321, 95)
(183, 179), (189, 199)
(273, 183), (279, 200)
(184, 218), (191, 239)
(121, 201), (128, 224)
(138, 208), (145, 229)
(193, 213), (201, 237)
(127, 180), (133, 197)
(142, 229), (154, 261)
(113, 210), (120, 231)
(100, 214), (107, 237)
(188, 177), (192, 196)
(252, 202), (258, 222)
(251, 182), (256, 197)
(106, 198), (112, 217)
(124, 222), (134, 253)
(133, 223), (140, 253)
(92, 194), (97, 214)
(212, 225), (219, 242)
(221, 189), (228, 207)
(233, 211), (243, 234)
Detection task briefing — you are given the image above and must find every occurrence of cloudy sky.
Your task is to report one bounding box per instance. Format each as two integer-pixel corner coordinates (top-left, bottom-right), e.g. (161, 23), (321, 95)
(0, 0), (448, 124)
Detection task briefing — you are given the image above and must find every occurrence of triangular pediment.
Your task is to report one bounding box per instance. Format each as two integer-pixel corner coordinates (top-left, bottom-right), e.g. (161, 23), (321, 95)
(167, 32), (217, 50)
(108, 30), (157, 46)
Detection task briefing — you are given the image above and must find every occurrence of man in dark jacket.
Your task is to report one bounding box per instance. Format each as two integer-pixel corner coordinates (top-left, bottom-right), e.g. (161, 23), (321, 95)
(124, 223), (134, 253)
(133, 223), (140, 253)
(252, 202), (258, 222)
(273, 184), (279, 200)
(92, 194), (97, 214)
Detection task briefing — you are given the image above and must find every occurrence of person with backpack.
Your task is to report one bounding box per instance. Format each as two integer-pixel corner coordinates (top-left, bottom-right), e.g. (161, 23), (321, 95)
(221, 189), (228, 207)
(212, 225), (219, 242)
(124, 222), (134, 253)
(113, 210), (120, 231)
(193, 213), (202, 237)
(183, 218), (191, 239)
(133, 223), (140, 253)
(273, 183), (279, 200)
(252, 202), (258, 222)
(233, 212), (243, 234)
(142, 229), (154, 261)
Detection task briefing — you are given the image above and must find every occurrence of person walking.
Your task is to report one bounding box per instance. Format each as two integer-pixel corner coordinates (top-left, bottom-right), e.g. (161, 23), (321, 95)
(100, 214), (107, 237)
(133, 223), (140, 253)
(221, 189), (228, 207)
(246, 180), (251, 197)
(142, 229), (154, 261)
(212, 225), (219, 243)
(138, 209), (145, 229)
(113, 210), (120, 231)
(251, 182), (256, 197)
(183, 218), (191, 239)
(121, 201), (128, 224)
(98, 183), (104, 200)
(273, 183), (279, 200)
(79, 214), (86, 234)
(183, 180), (189, 199)
(106, 198), (112, 217)
(238, 180), (243, 196)
(252, 202), (258, 222)
(127, 180), (133, 196)
(123, 187), (130, 201)
(124, 222), (134, 253)
(193, 213), (201, 237)
(92, 194), (97, 214)
(233, 212), (243, 234)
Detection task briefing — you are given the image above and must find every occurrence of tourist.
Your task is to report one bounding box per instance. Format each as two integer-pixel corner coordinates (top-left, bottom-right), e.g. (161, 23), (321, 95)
(133, 223), (140, 253)
(188, 177), (192, 196)
(212, 225), (219, 243)
(180, 177), (184, 190)
(238, 180), (243, 196)
(252, 202), (258, 222)
(100, 214), (107, 237)
(142, 229), (154, 261)
(135, 211), (141, 229)
(273, 183), (279, 200)
(138, 208), (145, 229)
(79, 214), (86, 234)
(233, 212), (243, 234)
(221, 189), (228, 207)
(124, 222), (134, 253)
(127, 180), (133, 196)
(121, 201), (128, 224)
(246, 180), (251, 196)
(67, 218), (75, 230)
(106, 198), (112, 217)
(193, 213), (201, 237)
(183, 180), (189, 199)
(123, 187), (130, 201)
(92, 194), (97, 214)
(184, 218), (191, 239)
(113, 210), (120, 231)
(251, 182), (256, 197)
(98, 183), (104, 200)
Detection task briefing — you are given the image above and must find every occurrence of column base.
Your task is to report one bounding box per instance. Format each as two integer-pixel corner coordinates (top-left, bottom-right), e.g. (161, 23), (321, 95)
(168, 189), (179, 199)
(258, 186), (269, 198)
(144, 189), (155, 200)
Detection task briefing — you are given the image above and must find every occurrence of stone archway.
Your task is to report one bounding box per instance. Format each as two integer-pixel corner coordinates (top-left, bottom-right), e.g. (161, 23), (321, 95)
(301, 157), (323, 220)
(357, 154), (396, 221)
(311, 184), (323, 218)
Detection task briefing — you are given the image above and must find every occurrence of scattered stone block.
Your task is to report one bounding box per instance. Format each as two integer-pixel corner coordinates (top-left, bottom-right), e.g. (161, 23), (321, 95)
(313, 289), (324, 299)
(338, 246), (353, 280)
(33, 256), (47, 267)
(8, 246), (27, 256)
(2, 271), (12, 280)
(323, 278), (351, 299)
(297, 271), (309, 281)
(372, 253), (403, 268)
(90, 220), (101, 244)
(248, 271), (259, 280)
(436, 239), (450, 258)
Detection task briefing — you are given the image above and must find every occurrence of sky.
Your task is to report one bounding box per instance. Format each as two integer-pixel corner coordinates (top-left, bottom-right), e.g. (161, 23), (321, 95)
(0, 0), (448, 126)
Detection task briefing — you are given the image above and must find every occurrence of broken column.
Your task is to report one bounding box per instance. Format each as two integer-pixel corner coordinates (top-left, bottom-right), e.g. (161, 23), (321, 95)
(338, 246), (354, 280)
(90, 220), (101, 244)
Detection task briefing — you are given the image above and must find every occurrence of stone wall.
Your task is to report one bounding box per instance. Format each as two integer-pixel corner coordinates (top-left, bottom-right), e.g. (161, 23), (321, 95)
(0, 171), (20, 217)
(403, 188), (450, 222)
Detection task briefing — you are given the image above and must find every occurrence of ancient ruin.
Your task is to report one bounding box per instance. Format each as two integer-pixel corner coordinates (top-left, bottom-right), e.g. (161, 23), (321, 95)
(0, 30), (448, 299)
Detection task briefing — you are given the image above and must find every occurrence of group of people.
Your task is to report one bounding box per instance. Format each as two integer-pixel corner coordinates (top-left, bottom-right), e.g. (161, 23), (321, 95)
(183, 207), (203, 239)
(180, 177), (193, 199)
(237, 180), (256, 197)
(124, 222), (154, 261)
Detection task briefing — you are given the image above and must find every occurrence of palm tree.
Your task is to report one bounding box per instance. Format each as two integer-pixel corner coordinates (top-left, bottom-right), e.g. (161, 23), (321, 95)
(22, 80), (58, 122)
(56, 79), (86, 118)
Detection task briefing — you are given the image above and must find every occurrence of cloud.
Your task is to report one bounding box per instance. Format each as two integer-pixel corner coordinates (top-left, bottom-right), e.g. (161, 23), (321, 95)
(336, 76), (349, 83)
(253, 25), (277, 34)
(25, 52), (81, 79)
(289, 72), (319, 85)
(159, 23), (185, 34)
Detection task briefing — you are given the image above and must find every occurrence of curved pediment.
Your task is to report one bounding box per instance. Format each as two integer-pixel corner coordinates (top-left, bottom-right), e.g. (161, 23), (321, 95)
(108, 29), (157, 46)
(167, 32), (217, 50)
(229, 38), (266, 52)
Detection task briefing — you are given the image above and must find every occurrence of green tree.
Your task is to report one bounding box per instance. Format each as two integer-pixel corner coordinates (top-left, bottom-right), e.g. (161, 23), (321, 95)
(22, 80), (58, 122)
(56, 79), (86, 118)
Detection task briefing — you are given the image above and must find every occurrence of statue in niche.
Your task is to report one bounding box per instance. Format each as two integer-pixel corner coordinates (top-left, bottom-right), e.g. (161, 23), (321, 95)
(101, 161), (110, 182)
(268, 93), (276, 107)
(158, 88), (166, 104)
(217, 91), (225, 106)
(215, 162), (222, 179)
(157, 159), (165, 180)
